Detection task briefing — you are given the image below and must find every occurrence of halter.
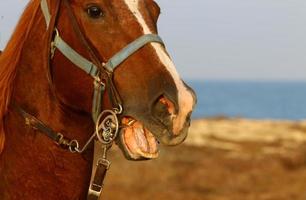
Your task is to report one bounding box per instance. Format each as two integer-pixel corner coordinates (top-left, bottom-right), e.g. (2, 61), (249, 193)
(15, 0), (165, 199)
(42, 0), (164, 122)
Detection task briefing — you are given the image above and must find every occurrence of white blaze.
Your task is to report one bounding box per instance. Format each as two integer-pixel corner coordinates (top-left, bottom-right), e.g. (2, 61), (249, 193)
(124, 0), (194, 134)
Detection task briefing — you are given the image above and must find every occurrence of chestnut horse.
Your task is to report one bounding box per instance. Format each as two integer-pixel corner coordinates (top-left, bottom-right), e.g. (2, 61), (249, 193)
(0, 0), (196, 199)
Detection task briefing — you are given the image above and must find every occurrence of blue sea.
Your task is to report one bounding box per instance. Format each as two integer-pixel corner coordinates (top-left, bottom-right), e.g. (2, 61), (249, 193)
(187, 80), (306, 120)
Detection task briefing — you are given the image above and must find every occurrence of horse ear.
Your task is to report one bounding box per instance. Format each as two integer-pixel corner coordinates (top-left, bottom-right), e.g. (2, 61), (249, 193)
(147, 1), (161, 24)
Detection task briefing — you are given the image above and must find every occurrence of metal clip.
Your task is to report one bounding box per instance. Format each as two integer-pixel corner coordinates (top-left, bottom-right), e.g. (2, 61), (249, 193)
(50, 28), (59, 59)
(55, 133), (80, 153)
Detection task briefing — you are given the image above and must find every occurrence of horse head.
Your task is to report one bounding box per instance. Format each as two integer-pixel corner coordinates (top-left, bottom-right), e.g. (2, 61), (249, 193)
(0, 0), (197, 198)
(48, 0), (196, 160)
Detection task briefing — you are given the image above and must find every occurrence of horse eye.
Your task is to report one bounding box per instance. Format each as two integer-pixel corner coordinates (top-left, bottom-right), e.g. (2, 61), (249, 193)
(87, 5), (103, 18)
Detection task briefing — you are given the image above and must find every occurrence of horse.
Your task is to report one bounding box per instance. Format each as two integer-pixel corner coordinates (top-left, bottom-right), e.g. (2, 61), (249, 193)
(0, 0), (196, 199)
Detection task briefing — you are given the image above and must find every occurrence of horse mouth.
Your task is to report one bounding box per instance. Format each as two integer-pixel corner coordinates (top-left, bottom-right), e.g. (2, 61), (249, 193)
(119, 117), (159, 160)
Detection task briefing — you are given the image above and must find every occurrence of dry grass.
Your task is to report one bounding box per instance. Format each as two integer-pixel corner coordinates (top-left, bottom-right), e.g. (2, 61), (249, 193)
(102, 118), (306, 200)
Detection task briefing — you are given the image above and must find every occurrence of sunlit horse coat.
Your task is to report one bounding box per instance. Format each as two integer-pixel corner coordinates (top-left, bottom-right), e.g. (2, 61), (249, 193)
(0, 0), (196, 199)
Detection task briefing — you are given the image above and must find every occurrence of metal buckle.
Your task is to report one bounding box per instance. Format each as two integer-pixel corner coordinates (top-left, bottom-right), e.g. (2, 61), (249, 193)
(93, 76), (105, 87)
(88, 145), (111, 200)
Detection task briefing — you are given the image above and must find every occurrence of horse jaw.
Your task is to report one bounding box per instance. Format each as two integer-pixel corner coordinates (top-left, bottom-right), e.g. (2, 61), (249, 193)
(119, 118), (159, 160)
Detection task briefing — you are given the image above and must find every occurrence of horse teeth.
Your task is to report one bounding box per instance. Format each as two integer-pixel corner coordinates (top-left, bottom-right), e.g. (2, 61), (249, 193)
(135, 127), (148, 152)
(127, 119), (136, 126)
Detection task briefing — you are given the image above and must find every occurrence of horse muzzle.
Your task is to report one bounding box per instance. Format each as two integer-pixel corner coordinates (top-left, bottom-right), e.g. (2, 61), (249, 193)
(117, 87), (196, 160)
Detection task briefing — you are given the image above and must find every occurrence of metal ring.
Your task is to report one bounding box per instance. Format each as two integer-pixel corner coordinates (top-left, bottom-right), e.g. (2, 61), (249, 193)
(113, 104), (123, 115)
(54, 28), (59, 38)
(69, 140), (80, 153)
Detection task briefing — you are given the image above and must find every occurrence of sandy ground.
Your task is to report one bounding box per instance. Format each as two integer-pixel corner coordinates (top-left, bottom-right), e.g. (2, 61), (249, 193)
(101, 118), (306, 200)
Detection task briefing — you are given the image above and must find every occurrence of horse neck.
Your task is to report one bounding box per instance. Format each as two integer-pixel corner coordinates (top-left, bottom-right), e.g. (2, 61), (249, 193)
(0, 13), (94, 200)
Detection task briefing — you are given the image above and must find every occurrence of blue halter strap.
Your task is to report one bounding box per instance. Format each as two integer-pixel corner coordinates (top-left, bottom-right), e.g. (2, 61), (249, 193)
(41, 0), (164, 121)
(104, 34), (163, 72)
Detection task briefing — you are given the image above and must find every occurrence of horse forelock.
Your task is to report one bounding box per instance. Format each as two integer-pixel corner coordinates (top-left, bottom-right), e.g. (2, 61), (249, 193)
(0, 0), (40, 153)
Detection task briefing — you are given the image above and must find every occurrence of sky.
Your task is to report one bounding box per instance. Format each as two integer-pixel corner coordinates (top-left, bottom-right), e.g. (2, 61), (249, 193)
(1, 0), (306, 81)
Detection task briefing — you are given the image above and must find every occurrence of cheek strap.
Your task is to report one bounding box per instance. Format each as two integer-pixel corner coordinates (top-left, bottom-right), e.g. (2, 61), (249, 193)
(40, 1), (165, 200)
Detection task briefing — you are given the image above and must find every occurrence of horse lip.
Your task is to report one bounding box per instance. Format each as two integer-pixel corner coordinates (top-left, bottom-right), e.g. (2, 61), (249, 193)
(117, 115), (189, 160)
(158, 127), (188, 146)
(134, 115), (189, 146)
(118, 117), (160, 160)
(141, 122), (188, 146)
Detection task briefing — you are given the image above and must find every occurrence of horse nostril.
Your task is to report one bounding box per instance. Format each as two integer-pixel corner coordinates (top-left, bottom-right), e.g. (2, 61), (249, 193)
(158, 96), (176, 116)
(152, 96), (176, 125)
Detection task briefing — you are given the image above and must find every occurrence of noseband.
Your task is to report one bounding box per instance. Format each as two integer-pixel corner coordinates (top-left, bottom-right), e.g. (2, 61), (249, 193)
(15, 0), (164, 199)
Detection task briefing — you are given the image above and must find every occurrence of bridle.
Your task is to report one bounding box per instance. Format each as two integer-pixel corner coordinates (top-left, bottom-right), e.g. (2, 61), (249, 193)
(15, 0), (165, 199)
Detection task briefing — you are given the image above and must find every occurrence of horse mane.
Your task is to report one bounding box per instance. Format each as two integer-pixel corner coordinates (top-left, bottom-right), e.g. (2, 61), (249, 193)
(0, 0), (40, 153)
